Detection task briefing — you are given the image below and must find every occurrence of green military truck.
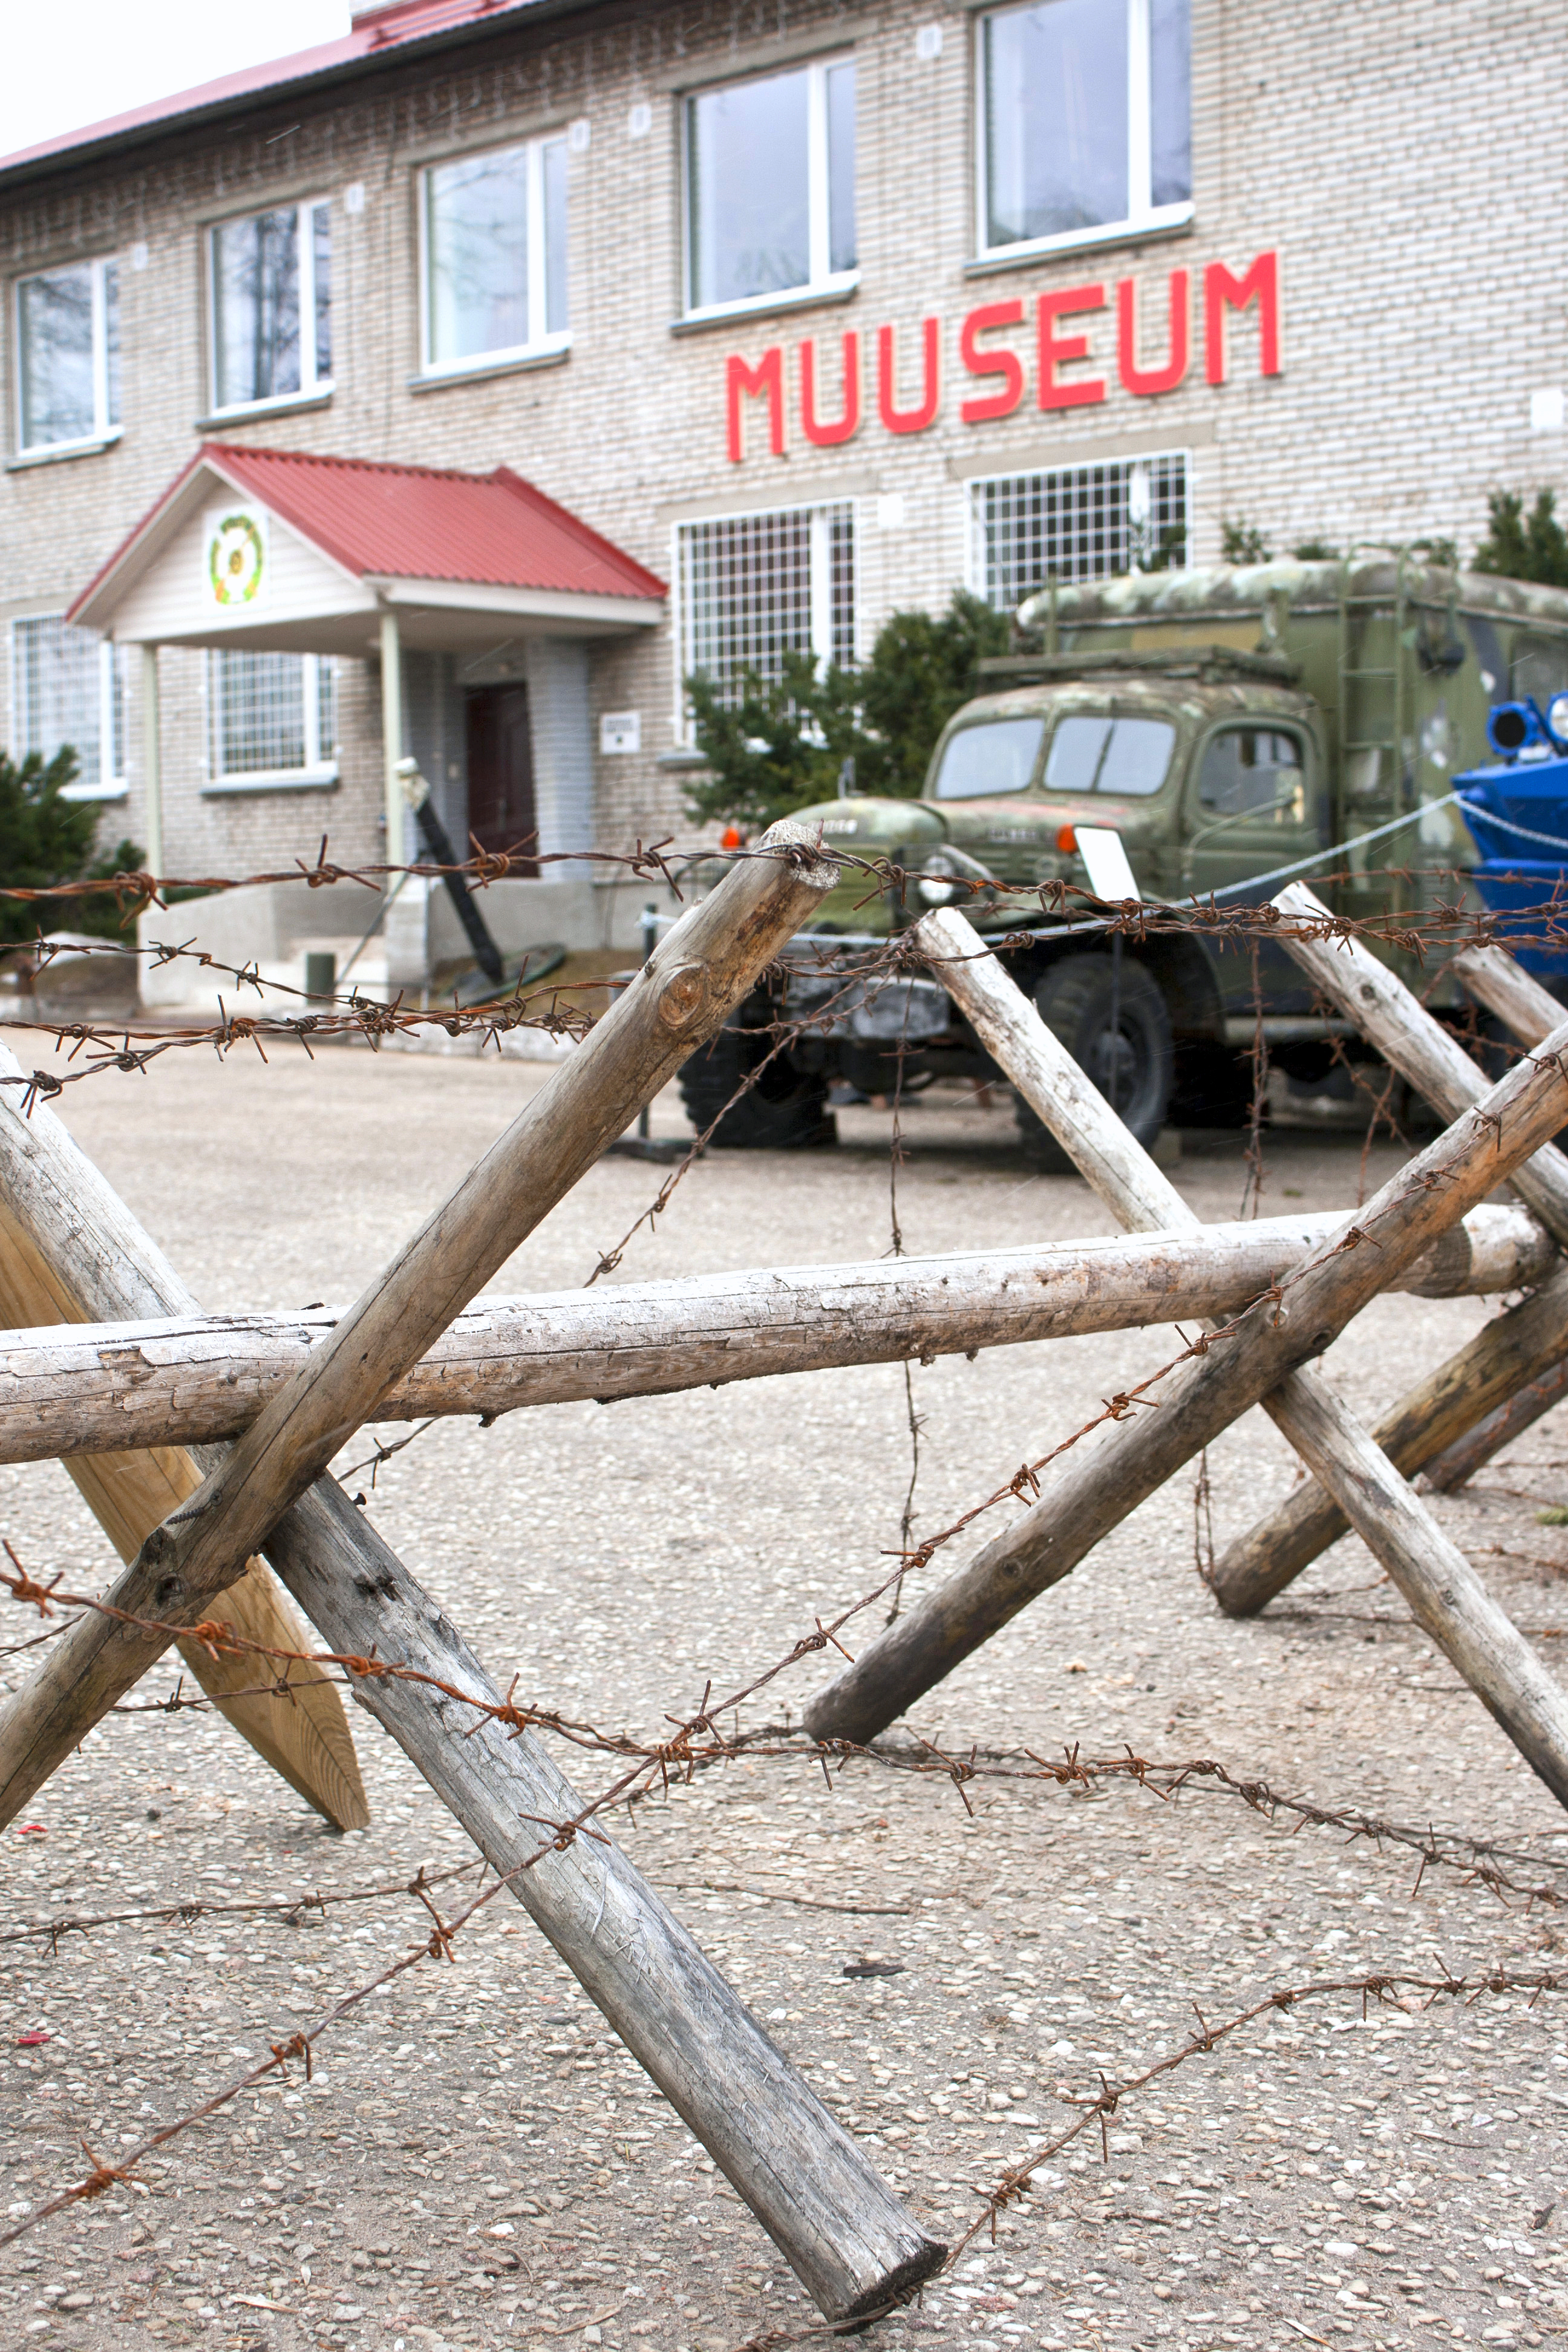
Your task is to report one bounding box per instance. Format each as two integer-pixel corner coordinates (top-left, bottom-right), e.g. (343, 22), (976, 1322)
(677, 552), (1568, 1157)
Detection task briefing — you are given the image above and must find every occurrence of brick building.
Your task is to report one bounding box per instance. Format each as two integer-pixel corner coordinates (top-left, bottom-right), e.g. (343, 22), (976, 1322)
(0, 0), (1563, 942)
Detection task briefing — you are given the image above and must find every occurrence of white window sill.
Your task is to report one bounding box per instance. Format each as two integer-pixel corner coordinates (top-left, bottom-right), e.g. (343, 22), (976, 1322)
(60, 780), (129, 803)
(194, 387), (335, 430)
(967, 206), (1195, 277)
(203, 763), (340, 796)
(409, 341), (572, 393)
(7, 428), (123, 471)
(673, 275), (859, 336)
(657, 746), (710, 771)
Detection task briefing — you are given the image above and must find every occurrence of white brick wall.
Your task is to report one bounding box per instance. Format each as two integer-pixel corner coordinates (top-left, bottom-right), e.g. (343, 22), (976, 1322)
(1, 0), (1564, 877)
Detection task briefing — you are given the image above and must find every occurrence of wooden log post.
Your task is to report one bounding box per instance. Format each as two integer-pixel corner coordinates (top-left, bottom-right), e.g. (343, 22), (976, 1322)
(805, 910), (1568, 1814)
(0, 942), (947, 2317)
(0, 1191), (368, 1830)
(0, 822), (838, 1819)
(1423, 1359), (1568, 1492)
(1210, 1269), (1568, 1606)
(1206, 892), (1568, 1613)
(1452, 942), (1567, 1055)
(0, 1200), (1548, 1467)
(1263, 895), (1568, 1245)
(1415, 945), (1568, 1494)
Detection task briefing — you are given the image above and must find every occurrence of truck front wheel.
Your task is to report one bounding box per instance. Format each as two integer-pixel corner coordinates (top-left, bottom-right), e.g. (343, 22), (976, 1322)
(678, 1021), (837, 1149)
(1014, 953), (1174, 1168)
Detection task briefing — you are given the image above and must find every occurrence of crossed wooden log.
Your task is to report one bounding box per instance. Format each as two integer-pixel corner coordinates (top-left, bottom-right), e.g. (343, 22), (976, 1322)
(0, 1201), (1545, 1461)
(0, 1204), (369, 1831)
(0, 823), (946, 2322)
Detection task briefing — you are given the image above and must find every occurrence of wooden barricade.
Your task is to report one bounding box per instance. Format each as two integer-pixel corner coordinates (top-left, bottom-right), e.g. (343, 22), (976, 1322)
(13, 838), (1568, 2297)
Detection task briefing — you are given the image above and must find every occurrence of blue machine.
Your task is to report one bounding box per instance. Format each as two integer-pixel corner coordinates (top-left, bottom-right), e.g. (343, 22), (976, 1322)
(1455, 697), (1568, 977)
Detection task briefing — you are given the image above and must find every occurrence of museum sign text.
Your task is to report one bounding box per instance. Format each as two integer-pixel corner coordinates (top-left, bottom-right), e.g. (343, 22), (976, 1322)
(725, 253), (1279, 462)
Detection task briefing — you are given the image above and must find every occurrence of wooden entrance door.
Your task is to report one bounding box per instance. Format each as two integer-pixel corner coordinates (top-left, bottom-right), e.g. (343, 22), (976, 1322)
(465, 685), (538, 869)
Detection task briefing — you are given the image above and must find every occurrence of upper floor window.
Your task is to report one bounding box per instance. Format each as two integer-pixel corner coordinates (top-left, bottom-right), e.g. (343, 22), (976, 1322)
(685, 58), (856, 318)
(211, 202), (331, 414)
(11, 615), (126, 799)
(978, 0), (1191, 261)
(422, 136), (569, 374)
(15, 258), (120, 454)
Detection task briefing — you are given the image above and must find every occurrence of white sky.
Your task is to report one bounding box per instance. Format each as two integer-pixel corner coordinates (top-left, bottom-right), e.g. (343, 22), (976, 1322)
(0, 0), (351, 163)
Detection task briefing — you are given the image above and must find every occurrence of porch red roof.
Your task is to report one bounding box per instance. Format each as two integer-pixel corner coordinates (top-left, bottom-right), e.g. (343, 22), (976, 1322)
(68, 442), (667, 623)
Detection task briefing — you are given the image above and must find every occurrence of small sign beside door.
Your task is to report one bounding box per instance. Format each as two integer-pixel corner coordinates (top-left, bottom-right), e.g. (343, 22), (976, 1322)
(599, 710), (641, 755)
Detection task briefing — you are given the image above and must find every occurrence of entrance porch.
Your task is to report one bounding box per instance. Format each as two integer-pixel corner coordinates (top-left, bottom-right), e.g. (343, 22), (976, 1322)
(67, 442), (667, 1001)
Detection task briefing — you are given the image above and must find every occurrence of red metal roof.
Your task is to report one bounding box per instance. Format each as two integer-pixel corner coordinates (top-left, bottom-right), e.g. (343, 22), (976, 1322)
(70, 443), (666, 621)
(0, 0), (593, 185)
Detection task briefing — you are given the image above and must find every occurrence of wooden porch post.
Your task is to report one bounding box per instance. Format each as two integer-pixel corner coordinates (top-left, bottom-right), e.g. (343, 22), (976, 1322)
(379, 606), (403, 877)
(139, 643), (162, 881)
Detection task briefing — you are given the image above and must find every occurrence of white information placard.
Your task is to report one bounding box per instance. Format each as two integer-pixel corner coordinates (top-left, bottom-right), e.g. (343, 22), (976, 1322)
(1074, 825), (1141, 904)
(599, 710), (641, 754)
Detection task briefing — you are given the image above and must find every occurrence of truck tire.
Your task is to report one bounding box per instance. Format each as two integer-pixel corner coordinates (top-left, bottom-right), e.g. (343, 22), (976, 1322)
(678, 1022), (837, 1150)
(1014, 953), (1174, 1168)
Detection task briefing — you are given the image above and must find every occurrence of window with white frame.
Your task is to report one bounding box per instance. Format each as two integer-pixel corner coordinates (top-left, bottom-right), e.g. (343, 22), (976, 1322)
(685, 58), (856, 316)
(678, 503), (855, 722)
(978, 0), (1190, 260)
(15, 258), (120, 454)
(207, 650), (338, 789)
(11, 615), (126, 798)
(210, 202), (332, 413)
(422, 136), (569, 373)
(970, 452), (1187, 610)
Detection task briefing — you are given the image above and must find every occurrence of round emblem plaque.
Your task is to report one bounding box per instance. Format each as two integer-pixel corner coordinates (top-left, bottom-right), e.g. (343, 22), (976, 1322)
(208, 511), (266, 607)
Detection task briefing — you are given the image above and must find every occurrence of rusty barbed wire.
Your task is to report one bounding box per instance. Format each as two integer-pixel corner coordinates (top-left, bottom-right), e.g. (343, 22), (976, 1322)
(7, 1624), (1567, 2274)
(0, 834), (695, 917)
(948, 1962), (1568, 2263)
(7, 1524), (1568, 1919)
(0, 1853), (487, 1953)
(0, 1797), (605, 2251)
(715, 1959), (1568, 2352)
(4, 844), (1568, 1116)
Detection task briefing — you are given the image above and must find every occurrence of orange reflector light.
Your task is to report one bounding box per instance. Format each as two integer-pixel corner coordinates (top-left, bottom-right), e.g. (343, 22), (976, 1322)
(720, 825), (743, 849)
(1056, 824), (1077, 853)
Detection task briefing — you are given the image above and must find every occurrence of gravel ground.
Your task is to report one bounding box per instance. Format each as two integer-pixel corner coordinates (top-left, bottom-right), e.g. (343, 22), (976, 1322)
(2, 1042), (1567, 2352)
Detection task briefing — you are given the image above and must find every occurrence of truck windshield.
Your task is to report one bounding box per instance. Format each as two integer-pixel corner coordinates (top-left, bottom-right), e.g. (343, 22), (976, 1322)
(931, 715), (1046, 799)
(1044, 715), (1177, 796)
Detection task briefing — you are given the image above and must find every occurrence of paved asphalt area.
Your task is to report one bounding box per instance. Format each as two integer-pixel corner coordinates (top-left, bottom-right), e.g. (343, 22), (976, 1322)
(1, 1042), (1567, 2352)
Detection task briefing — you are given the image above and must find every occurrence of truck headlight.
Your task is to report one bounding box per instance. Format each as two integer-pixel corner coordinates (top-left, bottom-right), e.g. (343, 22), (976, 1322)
(912, 851), (964, 903)
(1548, 693), (1568, 751)
(916, 853), (962, 906)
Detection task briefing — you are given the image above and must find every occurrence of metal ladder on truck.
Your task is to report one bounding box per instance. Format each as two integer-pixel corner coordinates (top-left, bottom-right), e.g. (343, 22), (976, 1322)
(1335, 548), (1414, 913)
